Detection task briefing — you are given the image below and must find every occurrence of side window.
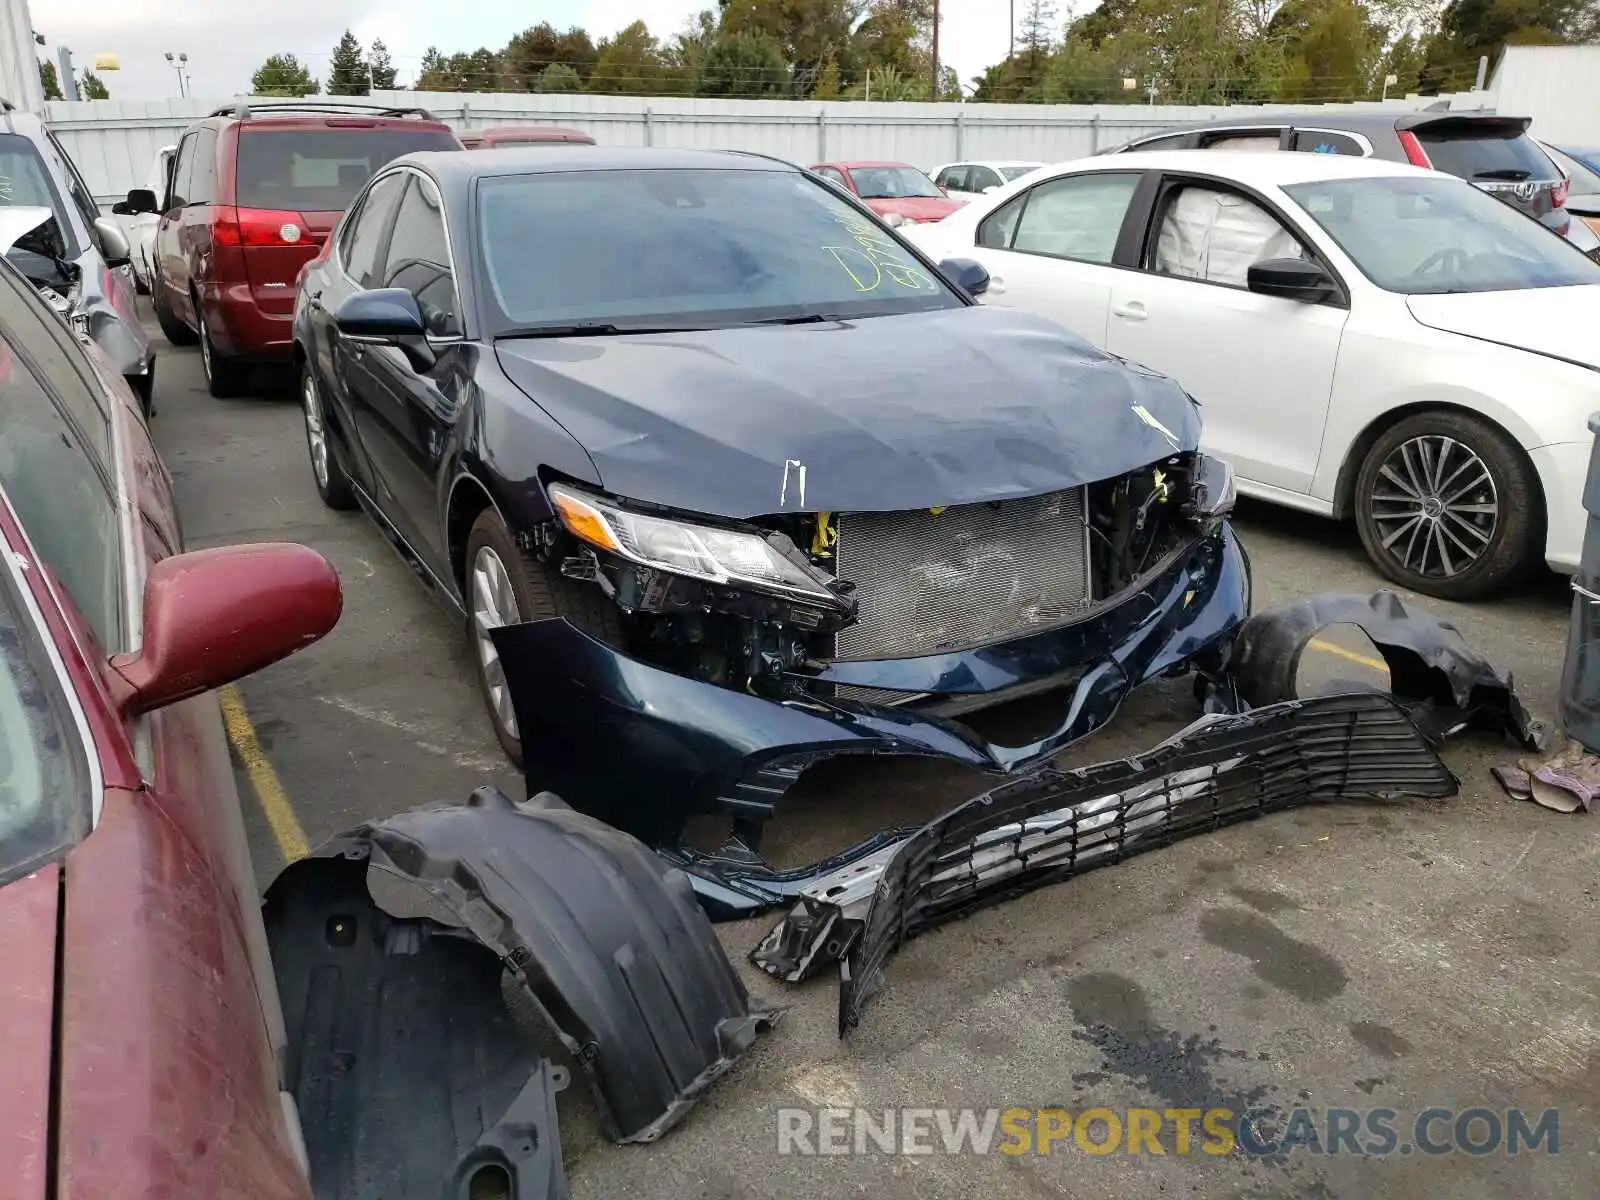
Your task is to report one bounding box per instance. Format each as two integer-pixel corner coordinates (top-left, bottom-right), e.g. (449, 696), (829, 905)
(1149, 185), (1306, 288)
(165, 133), (195, 210)
(44, 132), (101, 229)
(0, 318), (122, 652)
(935, 166), (970, 191)
(1290, 130), (1368, 157)
(188, 128), (219, 203)
(978, 192), (1026, 247)
(1198, 130), (1286, 151)
(971, 166), (1002, 192)
(1009, 172), (1141, 263)
(1123, 134), (1189, 153)
(340, 173), (405, 289)
(816, 166), (847, 188)
(383, 175), (459, 337)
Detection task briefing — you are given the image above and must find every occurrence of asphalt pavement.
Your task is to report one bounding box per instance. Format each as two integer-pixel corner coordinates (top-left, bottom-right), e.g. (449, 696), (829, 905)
(148, 324), (1598, 1198)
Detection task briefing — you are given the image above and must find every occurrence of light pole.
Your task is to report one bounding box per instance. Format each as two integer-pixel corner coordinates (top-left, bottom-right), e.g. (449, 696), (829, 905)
(931, 0), (940, 101)
(1010, 0), (1015, 60)
(164, 51), (187, 98)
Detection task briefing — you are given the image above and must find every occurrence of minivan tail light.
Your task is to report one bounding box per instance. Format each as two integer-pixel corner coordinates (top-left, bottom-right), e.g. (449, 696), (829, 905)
(213, 207), (312, 249)
(1397, 130), (1432, 169)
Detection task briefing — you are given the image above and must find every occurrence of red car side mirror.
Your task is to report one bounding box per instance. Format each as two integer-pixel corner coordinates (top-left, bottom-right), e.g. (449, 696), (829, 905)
(110, 543), (342, 716)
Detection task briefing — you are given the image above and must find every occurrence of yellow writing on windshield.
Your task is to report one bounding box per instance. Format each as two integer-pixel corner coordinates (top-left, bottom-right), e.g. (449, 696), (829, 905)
(824, 213), (937, 293)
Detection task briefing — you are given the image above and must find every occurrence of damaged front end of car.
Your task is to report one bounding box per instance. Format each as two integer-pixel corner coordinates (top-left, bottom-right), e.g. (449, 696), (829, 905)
(495, 449), (1249, 917)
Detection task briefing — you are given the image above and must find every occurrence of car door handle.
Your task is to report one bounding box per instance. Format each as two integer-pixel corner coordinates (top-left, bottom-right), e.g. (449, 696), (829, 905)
(1111, 300), (1148, 322)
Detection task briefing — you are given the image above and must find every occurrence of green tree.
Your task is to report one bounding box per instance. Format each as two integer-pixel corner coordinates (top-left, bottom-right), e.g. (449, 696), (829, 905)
(38, 59), (62, 101)
(1419, 0), (1593, 90)
(416, 47), (450, 89)
(327, 30), (369, 95)
(1015, 0), (1058, 92)
(848, 62), (926, 98)
(251, 53), (320, 96)
(78, 70), (109, 99)
(504, 22), (599, 88)
(1270, 0), (1379, 100)
(532, 62), (582, 92)
(811, 57), (844, 97)
(720, 0), (873, 96)
(663, 9), (721, 92)
(368, 38), (398, 89)
(587, 21), (668, 94)
(700, 31), (791, 94)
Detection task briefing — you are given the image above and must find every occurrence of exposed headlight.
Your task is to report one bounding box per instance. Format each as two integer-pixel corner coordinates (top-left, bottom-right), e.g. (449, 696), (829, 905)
(547, 483), (839, 604)
(38, 283), (89, 339)
(1190, 454), (1237, 519)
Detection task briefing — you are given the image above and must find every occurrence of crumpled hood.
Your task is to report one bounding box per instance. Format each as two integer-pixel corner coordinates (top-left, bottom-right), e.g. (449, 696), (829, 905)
(1407, 286), (1600, 370)
(494, 305), (1200, 518)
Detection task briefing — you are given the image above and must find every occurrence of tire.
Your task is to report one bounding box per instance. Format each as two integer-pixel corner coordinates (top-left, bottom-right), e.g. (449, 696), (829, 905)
(127, 362), (155, 420)
(464, 508), (624, 766)
(198, 303), (248, 399)
(152, 279), (196, 346)
(301, 363), (356, 511)
(1353, 410), (1540, 601)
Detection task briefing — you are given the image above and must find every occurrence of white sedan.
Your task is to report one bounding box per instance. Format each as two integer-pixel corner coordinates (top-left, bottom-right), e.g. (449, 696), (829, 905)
(930, 160), (1046, 200)
(111, 143), (173, 295)
(905, 149), (1600, 599)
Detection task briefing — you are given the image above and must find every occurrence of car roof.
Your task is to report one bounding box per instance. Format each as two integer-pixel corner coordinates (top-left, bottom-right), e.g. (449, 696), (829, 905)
(831, 160), (918, 169)
(397, 145), (802, 183)
(945, 159), (1044, 168)
(1065, 148), (1442, 186)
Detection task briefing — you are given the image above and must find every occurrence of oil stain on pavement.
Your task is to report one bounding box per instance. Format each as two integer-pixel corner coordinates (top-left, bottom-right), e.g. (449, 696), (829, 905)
(1199, 908), (1348, 1002)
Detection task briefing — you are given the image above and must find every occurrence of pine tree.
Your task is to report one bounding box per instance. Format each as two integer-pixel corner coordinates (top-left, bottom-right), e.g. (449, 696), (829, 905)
(38, 59), (62, 101)
(79, 71), (109, 99)
(368, 39), (398, 89)
(327, 30), (369, 96)
(251, 53), (320, 96)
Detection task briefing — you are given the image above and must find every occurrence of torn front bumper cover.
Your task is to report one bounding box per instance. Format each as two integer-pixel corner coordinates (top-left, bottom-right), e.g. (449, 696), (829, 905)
(494, 523), (1250, 915)
(746, 691), (1458, 1033)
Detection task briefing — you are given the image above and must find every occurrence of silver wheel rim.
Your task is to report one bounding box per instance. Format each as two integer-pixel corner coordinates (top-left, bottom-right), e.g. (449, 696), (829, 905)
(1369, 435), (1499, 579)
(471, 545), (522, 739)
(303, 372), (329, 489)
(199, 320), (213, 381)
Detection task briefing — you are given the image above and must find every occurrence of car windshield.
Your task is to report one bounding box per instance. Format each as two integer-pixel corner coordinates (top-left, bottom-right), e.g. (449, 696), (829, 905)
(0, 133), (72, 266)
(0, 541), (88, 883)
(1284, 175), (1600, 294)
(477, 167), (962, 334)
(850, 166), (943, 199)
(236, 127), (460, 211)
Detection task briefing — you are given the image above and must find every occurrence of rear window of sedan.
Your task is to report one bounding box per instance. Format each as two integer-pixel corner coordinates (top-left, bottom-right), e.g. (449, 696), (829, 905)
(476, 167), (963, 334)
(236, 127), (459, 212)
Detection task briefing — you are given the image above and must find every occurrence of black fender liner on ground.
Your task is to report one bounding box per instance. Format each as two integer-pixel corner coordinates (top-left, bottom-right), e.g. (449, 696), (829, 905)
(267, 786), (776, 1159)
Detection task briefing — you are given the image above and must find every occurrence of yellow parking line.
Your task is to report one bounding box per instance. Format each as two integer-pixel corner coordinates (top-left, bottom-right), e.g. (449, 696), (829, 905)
(218, 684), (309, 863)
(1307, 637), (1388, 673)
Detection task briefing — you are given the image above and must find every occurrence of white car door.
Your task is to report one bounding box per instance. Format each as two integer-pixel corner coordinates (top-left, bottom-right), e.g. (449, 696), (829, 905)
(957, 170), (1146, 346)
(1103, 180), (1348, 495)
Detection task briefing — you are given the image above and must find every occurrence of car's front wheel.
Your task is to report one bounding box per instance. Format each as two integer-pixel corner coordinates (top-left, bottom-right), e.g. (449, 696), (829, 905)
(1353, 411), (1540, 601)
(464, 508), (624, 766)
(301, 364), (356, 510)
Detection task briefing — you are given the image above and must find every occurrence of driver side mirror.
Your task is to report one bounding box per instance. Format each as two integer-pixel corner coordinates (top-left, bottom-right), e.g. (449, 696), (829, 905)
(335, 288), (437, 372)
(940, 257), (991, 298)
(109, 543), (342, 716)
(91, 217), (131, 267)
(1247, 257), (1337, 303)
(117, 188), (158, 216)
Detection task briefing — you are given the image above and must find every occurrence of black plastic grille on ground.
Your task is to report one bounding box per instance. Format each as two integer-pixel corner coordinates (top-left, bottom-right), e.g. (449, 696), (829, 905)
(839, 692), (1457, 1034)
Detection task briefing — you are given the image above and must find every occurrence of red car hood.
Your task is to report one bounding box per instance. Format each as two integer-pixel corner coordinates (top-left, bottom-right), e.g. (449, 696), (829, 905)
(863, 195), (965, 222)
(0, 863), (59, 1200)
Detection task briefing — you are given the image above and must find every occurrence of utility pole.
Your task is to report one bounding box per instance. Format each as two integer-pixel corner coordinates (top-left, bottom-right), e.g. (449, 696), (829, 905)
(55, 44), (76, 99)
(1010, 0), (1015, 60)
(931, 0), (940, 101)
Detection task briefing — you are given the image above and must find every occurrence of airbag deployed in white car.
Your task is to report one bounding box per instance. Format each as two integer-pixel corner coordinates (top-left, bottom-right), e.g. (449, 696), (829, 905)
(1156, 188), (1302, 288)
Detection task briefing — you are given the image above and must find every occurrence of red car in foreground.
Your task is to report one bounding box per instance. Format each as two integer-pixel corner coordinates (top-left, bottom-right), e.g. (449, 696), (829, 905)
(122, 102), (460, 398)
(0, 249), (343, 1197)
(808, 159), (966, 225)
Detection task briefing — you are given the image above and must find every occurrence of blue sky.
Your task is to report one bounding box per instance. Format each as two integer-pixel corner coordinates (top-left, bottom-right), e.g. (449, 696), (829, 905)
(31, 0), (1018, 101)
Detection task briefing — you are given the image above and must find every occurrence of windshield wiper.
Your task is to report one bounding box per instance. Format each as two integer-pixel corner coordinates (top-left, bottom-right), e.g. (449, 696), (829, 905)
(1472, 168), (1534, 181)
(494, 321), (716, 339)
(740, 313), (848, 326)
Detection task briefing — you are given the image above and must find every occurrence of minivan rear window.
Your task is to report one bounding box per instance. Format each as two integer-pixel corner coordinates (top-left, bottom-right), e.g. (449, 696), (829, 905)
(235, 127), (458, 211)
(1413, 124), (1559, 182)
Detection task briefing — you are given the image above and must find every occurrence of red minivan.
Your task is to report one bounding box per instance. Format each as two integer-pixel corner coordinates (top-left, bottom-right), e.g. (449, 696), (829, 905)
(135, 103), (460, 397)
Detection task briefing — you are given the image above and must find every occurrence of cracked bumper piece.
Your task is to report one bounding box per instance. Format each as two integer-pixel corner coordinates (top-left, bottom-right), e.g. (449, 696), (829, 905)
(1222, 590), (1546, 749)
(746, 692), (1456, 1034)
(496, 524), (1250, 907)
(265, 787), (775, 1156)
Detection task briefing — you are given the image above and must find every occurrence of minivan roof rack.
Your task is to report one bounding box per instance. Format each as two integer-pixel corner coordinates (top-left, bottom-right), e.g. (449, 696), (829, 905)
(210, 101), (439, 121)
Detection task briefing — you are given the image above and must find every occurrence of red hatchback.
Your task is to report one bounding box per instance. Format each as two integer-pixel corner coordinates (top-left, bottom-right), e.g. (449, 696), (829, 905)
(129, 103), (459, 397)
(0, 245), (343, 1196)
(808, 159), (966, 225)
